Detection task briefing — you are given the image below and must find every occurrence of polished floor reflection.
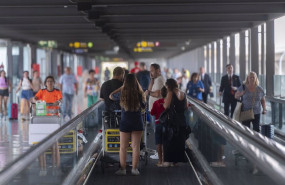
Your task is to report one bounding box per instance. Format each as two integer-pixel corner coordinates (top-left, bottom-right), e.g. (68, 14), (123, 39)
(0, 92), (87, 172)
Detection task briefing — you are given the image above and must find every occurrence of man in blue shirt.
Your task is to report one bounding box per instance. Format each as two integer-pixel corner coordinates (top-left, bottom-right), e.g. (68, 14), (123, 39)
(59, 67), (78, 121)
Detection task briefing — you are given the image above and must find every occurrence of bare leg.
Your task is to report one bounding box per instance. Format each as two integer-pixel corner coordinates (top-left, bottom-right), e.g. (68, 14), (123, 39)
(3, 96), (8, 116)
(119, 132), (131, 169)
(131, 131), (142, 170)
(51, 143), (60, 168)
(157, 144), (163, 165)
(0, 96), (3, 115)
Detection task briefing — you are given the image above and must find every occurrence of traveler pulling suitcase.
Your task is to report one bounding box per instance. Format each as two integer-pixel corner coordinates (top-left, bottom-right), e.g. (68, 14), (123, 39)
(8, 103), (18, 120)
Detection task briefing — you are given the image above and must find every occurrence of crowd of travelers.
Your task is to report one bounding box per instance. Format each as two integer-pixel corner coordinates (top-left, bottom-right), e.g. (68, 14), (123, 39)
(0, 60), (266, 176)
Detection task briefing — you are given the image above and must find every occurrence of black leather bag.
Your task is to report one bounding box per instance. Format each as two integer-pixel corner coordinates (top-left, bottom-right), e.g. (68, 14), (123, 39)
(159, 97), (176, 127)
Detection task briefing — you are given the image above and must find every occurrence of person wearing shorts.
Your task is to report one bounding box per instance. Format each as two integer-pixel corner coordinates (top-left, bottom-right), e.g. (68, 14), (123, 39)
(16, 71), (34, 120)
(151, 86), (167, 167)
(0, 70), (11, 119)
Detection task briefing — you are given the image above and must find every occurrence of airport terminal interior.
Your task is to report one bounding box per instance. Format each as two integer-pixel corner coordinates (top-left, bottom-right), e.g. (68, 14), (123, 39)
(0, 0), (285, 185)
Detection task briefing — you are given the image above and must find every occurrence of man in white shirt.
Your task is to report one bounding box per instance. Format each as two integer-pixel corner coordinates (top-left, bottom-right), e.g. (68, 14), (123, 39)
(145, 63), (165, 111)
(145, 63), (165, 160)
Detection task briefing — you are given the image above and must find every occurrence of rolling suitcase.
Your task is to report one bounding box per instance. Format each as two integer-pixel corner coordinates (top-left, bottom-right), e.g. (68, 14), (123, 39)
(8, 103), (18, 120)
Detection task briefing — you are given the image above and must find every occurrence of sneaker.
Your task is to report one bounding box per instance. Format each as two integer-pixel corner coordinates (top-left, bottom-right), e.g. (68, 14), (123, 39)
(115, 168), (126, 176)
(64, 116), (70, 122)
(39, 170), (47, 176)
(150, 152), (159, 159)
(131, 168), (140, 176)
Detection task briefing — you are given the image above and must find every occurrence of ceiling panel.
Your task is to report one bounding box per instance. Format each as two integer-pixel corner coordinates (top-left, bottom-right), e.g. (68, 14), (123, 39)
(0, 0), (284, 59)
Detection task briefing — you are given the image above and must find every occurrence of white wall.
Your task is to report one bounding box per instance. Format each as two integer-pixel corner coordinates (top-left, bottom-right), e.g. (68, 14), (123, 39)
(167, 47), (204, 74)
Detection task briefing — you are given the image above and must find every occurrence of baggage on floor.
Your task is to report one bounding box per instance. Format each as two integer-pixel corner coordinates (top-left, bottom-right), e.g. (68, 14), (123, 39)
(8, 103), (18, 120)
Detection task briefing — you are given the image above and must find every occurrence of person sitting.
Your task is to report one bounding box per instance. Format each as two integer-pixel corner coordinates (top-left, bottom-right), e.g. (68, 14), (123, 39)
(150, 86), (167, 167)
(33, 75), (62, 176)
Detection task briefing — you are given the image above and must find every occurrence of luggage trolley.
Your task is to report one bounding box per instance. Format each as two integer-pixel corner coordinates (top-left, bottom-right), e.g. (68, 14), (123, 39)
(100, 110), (148, 173)
(29, 102), (80, 173)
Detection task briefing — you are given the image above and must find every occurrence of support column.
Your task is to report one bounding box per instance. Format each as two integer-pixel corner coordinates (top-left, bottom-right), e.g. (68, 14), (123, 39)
(30, 44), (37, 65)
(223, 37), (227, 67)
(240, 31), (246, 81)
(230, 34), (236, 68)
(216, 40), (221, 78)
(198, 47), (204, 67)
(7, 41), (13, 103)
(266, 20), (275, 96)
(261, 24), (265, 75)
(211, 42), (215, 79)
(251, 26), (259, 74)
(206, 45), (210, 73)
(18, 43), (24, 78)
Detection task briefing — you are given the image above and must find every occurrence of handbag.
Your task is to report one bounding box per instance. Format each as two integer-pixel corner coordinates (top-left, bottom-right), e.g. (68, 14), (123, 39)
(233, 101), (242, 122)
(159, 97), (176, 127)
(239, 88), (256, 122)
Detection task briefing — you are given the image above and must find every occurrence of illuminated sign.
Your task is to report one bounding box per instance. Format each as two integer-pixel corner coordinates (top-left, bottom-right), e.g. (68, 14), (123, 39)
(136, 41), (160, 48)
(73, 49), (88, 54)
(38, 40), (57, 48)
(133, 41), (160, 53)
(133, 47), (153, 53)
(69, 42), (93, 49)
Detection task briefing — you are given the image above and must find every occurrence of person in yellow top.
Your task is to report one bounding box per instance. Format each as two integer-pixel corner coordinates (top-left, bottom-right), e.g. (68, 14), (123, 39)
(34, 75), (62, 115)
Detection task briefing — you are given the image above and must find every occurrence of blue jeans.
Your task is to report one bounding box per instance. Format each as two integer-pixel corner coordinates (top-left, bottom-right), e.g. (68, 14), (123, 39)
(62, 93), (74, 118)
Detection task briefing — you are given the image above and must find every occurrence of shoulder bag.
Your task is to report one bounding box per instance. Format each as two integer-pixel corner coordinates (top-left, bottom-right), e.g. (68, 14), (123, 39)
(239, 87), (256, 122)
(159, 96), (176, 128)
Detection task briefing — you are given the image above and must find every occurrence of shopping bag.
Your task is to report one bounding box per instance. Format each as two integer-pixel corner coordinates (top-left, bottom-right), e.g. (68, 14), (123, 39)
(36, 101), (47, 116)
(233, 102), (242, 122)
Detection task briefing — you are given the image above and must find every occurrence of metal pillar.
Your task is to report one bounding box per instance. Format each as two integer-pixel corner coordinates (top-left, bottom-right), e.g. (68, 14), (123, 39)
(7, 41), (13, 103)
(211, 42), (215, 78)
(266, 20), (275, 97)
(223, 37), (227, 67)
(240, 31), (246, 81)
(261, 24), (266, 75)
(251, 26), (259, 74)
(206, 45), (210, 73)
(30, 44), (37, 65)
(230, 34), (236, 68)
(216, 40), (221, 79)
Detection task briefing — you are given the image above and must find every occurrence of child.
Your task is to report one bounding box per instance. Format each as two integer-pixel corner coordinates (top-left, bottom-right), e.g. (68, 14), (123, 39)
(151, 86), (167, 167)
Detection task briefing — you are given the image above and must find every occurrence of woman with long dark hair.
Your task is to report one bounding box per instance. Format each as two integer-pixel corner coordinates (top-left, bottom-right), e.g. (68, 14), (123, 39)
(0, 70), (11, 120)
(109, 73), (146, 175)
(163, 78), (187, 166)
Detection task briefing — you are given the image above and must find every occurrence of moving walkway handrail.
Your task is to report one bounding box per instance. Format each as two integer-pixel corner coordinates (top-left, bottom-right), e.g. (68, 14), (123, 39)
(187, 96), (285, 185)
(0, 101), (104, 185)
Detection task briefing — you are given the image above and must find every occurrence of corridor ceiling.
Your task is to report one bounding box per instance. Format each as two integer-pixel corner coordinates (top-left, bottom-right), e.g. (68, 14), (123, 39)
(0, 0), (285, 59)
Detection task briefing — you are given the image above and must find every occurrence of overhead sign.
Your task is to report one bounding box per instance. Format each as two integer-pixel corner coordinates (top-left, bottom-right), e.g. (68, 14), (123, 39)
(69, 42), (93, 49)
(38, 40), (57, 48)
(133, 47), (153, 53)
(133, 41), (160, 53)
(73, 48), (88, 54)
(136, 41), (160, 48)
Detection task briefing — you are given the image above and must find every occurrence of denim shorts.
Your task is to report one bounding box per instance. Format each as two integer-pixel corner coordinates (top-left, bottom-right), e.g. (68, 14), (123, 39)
(21, 89), (34, 100)
(0, 89), (9, 97)
(155, 123), (163, 145)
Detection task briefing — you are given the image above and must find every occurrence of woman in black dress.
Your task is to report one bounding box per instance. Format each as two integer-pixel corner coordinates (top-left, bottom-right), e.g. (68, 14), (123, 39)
(109, 74), (146, 175)
(163, 78), (187, 166)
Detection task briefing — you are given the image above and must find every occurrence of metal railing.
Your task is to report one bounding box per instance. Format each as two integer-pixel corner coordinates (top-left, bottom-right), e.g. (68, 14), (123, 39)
(0, 101), (104, 185)
(188, 96), (285, 185)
